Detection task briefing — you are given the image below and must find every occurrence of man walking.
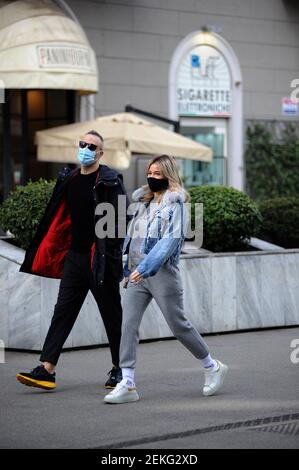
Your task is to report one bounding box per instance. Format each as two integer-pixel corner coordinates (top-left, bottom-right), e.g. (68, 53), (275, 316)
(16, 130), (128, 391)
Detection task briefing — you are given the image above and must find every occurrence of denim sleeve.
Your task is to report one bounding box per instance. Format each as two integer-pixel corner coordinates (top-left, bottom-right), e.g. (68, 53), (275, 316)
(136, 203), (187, 278)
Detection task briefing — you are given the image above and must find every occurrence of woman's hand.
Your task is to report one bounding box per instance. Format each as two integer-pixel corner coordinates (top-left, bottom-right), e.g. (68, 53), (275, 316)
(130, 270), (143, 283)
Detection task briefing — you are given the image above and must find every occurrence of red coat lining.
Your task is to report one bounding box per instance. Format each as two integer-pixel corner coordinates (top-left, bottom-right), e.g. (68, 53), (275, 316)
(90, 241), (96, 271)
(31, 198), (72, 278)
(31, 168), (98, 279)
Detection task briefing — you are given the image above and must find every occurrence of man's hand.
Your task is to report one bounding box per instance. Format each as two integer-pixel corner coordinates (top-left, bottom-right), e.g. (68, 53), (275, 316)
(130, 270), (143, 283)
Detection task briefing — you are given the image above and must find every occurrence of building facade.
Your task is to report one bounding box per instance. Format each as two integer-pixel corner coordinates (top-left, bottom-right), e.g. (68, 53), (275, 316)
(1, 0), (299, 200)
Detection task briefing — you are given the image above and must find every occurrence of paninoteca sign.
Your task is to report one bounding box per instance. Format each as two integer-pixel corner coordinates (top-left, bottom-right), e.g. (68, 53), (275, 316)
(37, 44), (93, 71)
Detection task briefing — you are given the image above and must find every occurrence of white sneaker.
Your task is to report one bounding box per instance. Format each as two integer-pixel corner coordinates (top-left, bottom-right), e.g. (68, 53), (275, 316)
(203, 360), (228, 396)
(104, 378), (139, 404)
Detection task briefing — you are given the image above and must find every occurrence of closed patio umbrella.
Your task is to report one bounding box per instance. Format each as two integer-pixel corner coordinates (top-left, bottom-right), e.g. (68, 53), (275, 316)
(36, 112), (212, 169)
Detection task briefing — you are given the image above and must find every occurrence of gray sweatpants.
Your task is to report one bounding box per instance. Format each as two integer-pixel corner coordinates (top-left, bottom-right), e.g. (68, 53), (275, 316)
(120, 262), (210, 369)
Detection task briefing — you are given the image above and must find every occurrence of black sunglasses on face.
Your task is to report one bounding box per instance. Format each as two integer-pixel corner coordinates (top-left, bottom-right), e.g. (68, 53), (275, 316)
(79, 140), (98, 151)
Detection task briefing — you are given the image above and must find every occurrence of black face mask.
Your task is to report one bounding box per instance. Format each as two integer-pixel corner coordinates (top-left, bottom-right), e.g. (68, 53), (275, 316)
(147, 177), (169, 192)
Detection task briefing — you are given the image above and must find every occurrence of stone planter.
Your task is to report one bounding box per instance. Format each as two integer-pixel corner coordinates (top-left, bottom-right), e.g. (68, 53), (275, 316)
(0, 239), (298, 351)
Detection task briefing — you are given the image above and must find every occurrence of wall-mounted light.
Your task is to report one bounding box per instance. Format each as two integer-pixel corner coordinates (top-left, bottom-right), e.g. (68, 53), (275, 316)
(201, 25), (222, 34)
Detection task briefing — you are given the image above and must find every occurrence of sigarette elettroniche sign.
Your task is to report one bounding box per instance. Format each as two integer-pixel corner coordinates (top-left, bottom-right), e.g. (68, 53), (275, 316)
(176, 44), (232, 117)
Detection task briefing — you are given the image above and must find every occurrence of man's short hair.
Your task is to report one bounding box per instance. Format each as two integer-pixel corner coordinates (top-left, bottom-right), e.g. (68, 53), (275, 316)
(85, 130), (104, 148)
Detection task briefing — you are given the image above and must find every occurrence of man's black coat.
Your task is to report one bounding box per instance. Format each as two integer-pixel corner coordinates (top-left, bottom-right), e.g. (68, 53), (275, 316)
(19, 164), (130, 286)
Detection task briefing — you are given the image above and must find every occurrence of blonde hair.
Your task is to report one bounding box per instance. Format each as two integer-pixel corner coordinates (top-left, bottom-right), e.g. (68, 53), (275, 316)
(141, 154), (189, 202)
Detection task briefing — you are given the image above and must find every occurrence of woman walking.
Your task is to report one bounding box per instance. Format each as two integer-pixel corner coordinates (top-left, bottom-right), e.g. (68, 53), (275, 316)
(104, 155), (228, 404)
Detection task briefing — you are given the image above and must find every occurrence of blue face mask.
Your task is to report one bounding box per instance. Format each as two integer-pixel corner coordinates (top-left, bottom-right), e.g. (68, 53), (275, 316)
(77, 148), (97, 166)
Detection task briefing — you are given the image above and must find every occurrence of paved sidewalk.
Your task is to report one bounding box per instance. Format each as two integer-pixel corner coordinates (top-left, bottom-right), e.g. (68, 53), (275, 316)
(0, 327), (298, 449)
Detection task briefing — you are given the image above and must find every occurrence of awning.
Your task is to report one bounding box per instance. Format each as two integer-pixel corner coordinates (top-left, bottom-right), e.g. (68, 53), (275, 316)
(0, 0), (98, 92)
(35, 112), (212, 169)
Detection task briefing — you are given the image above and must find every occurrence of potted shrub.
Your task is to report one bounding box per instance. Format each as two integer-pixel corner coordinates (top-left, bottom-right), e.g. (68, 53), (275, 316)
(0, 178), (55, 250)
(188, 185), (263, 252)
(258, 197), (299, 248)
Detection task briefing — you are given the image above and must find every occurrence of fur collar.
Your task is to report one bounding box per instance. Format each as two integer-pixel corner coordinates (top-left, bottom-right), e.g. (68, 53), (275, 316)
(132, 186), (187, 206)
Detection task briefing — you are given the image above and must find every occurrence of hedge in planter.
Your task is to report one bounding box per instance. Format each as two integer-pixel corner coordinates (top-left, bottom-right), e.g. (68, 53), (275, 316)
(0, 179), (56, 250)
(258, 197), (299, 248)
(188, 185), (262, 252)
(245, 122), (299, 202)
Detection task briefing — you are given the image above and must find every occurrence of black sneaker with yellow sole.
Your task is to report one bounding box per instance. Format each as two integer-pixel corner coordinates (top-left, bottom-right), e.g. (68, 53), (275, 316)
(105, 366), (122, 389)
(16, 365), (56, 390)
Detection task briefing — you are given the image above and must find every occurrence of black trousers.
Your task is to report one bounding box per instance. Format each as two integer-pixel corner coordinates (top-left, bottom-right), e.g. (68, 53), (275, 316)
(40, 250), (122, 366)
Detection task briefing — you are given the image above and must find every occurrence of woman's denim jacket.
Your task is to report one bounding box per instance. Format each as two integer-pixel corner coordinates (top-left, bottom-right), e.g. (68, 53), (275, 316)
(123, 187), (189, 279)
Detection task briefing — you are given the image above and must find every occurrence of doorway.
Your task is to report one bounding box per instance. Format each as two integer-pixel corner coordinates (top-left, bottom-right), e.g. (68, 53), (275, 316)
(0, 89), (76, 201)
(181, 118), (228, 187)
